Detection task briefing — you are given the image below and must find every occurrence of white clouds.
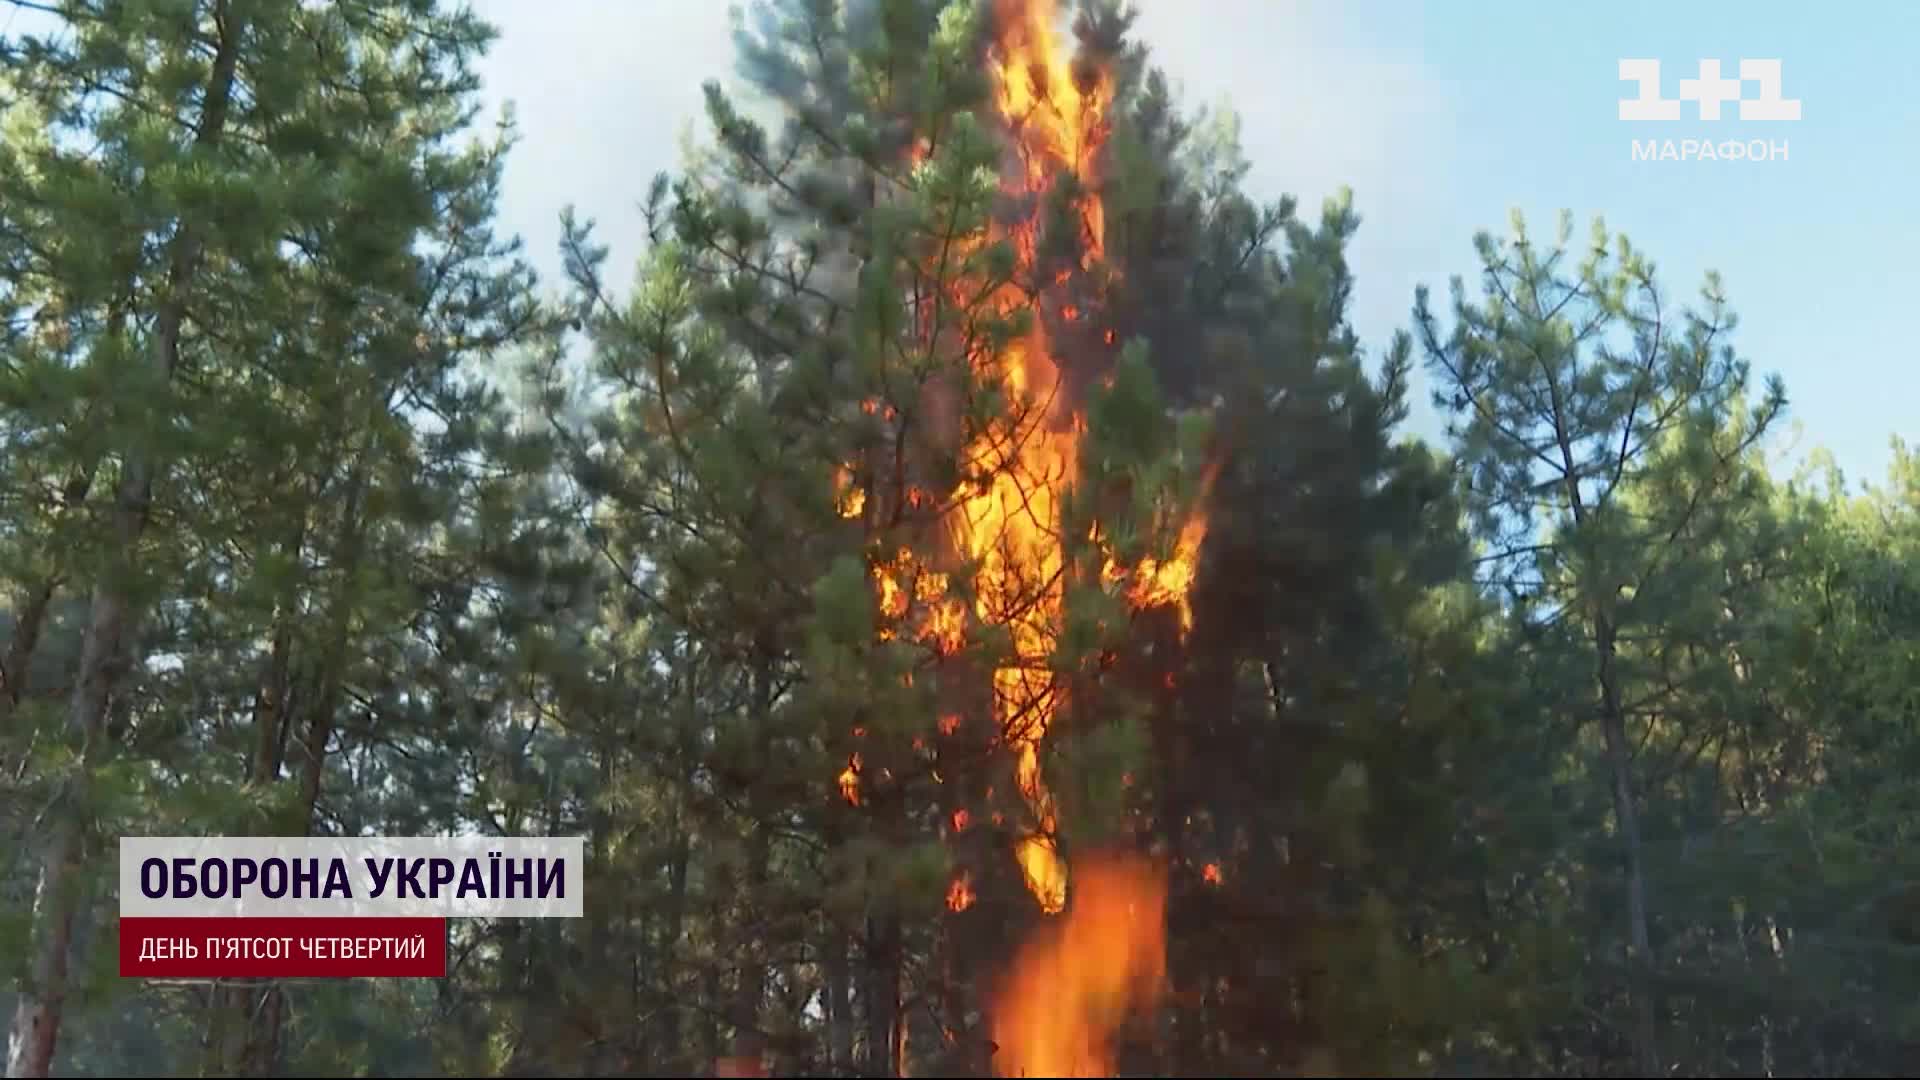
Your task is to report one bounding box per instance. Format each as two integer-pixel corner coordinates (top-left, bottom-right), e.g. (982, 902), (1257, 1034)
(1128, 1), (1455, 221)
(470, 1), (736, 292)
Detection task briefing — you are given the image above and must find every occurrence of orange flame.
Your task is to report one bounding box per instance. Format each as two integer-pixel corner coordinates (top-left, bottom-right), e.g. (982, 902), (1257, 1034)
(991, 852), (1168, 1077)
(948, 871), (978, 912)
(961, 0), (1210, 914)
(952, 0), (1116, 918)
(839, 753), (862, 807)
(839, 0), (1209, 1069)
(970, 4), (1198, 1075)
(1101, 483), (1216, 636)
(834, 465), (866, 519)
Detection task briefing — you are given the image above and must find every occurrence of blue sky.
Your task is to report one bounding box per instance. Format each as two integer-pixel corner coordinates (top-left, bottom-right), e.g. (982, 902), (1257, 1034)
(472, 0), (1919, 490)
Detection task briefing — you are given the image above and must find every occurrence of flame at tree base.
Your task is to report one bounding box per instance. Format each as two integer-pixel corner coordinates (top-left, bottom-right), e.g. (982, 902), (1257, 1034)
(991, 852), (1169, 1078)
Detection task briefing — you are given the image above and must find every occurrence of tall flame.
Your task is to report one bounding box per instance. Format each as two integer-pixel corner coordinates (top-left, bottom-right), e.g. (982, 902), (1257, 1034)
(835, 0), (1209, 1072)
(990, 853), (1169, 1078)
(957, 0), (1111, 918)
(972, 2), (1197, 1076)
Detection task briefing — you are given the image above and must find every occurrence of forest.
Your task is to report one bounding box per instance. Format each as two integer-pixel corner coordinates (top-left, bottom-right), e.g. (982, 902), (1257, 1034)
(3, 0), (1918, 1077)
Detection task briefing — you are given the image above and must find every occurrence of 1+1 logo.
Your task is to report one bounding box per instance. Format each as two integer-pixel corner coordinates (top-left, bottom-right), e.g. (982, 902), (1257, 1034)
(1617, 59), (1800, 163)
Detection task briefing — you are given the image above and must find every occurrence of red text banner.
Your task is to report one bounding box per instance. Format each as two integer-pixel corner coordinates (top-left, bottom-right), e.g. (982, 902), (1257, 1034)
(119, 916), (446, 979)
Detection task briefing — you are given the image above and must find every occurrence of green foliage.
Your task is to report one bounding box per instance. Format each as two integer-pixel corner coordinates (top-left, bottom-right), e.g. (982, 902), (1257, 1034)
(4, 4), (1917, 1079)
(1052, 709), (1150, 850)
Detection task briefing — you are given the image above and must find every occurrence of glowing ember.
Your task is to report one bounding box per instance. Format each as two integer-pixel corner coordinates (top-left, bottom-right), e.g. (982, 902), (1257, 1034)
(925, 597), (968, 656)
(1202, 862), (1223, 887)
(991, 852), (1169, 1077)
(1015, 833), (1068, 914)
(834, 465), (866, 518)
(1120, 504), (1214, 635)
(839, 754), (862, 807)
(948, 871), (978, 912)
(1097, 463), (1220, 637)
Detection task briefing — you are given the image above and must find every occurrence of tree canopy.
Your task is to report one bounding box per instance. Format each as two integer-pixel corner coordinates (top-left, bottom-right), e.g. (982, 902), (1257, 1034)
(2, 1), (1912, 1077)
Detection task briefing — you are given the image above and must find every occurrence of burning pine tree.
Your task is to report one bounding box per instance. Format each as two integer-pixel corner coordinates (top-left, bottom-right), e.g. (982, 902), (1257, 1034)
(640, 0), (1224, 1074)
(825, 0), (1214, 1074)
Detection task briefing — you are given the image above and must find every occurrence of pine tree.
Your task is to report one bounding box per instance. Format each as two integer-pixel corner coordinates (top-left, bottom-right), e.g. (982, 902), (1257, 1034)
(1419, 209), (1788, 1075)
(542, 1), (1226, 1073)
(0, 1), (540, 1074)
(1656, 445), (1920, 1075)
(18, 3), (1920, 1075)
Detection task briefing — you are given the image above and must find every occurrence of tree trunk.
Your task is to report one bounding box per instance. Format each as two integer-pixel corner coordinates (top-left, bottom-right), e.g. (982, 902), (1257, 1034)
(863, 913), (902, 1078)
(656, 827), (691, 1074)
(1551, 355), (1659, 1078)
(825, 918), (854, 1074)
(245, 469), (370, 1076)
(229, 612), (298, 1077)
(0, 579), (59, 723)
(1596, 615), (1658, 1076)
(0, 325), (111, 735)
(4, 820), (80, 1079)
(733, 651), (776, 1052)
(583, 746), (618, 1078)
(291, 457), (370, 831)
(735, 821), (770, 1040)
(5, 9), (243, 1074)
(251, 615), (296, 792)
(211, 478), (358, 1079)
(653, 653), (699, 1074)
(699, 964), (724, 1071)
